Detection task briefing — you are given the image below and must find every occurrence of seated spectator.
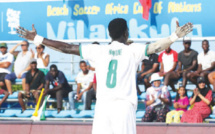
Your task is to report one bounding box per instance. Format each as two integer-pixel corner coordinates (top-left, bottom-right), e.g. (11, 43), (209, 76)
(181, 76), (212, 123)
(159, 47), (178, 91)
(142, 73), (171, 122)
(18, 59), (45, 111)
(188, 40), (215, 88)
(166, 86), (189, 123)
(163, 38), (198, 91)
(44, 64), (72, 113)
(34, 44), (50, 75)
(86, 73), (97, 110)
(68, 61), (94, 110)
(0, 43), (14, 106)
(5, 40), (33, 94)
(137, 42), (159, 92)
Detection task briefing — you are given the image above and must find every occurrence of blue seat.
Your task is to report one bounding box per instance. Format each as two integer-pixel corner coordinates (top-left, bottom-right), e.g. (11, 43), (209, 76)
(136, 110), (145, 119)
(187, 91), (193, 98)
(209, 114), (215, 118)
(52, 110), (76, 118)
(71, 110), (94, 118)
(44, 110), (58, 118)
(16, 109), (34, 117)
(8, 91), (19, 99)
(0, 109), (21, 117)
(170, 92), (177, 99)
(66, 75), (76, 83)
(138, 92), (146, 100)
(15, 79), (22, 83)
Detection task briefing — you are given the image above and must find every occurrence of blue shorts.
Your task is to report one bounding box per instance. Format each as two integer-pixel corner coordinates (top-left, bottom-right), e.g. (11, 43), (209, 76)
(5, 72), (26, 82)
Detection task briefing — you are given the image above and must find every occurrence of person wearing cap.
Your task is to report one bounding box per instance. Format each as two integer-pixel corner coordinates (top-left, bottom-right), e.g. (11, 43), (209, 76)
(163, 37), (198, 91)
(5, 40), (33, 96)
(142, 73), (171, 122)
(181, 76), (212, 123)
(187, 40), (215, 88)
(18, 59), (45, 111)
(0, 43), (14, 106)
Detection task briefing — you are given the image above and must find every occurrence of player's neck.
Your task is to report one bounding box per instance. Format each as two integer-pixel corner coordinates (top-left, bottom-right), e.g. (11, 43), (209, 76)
(113, 38), (127, 44)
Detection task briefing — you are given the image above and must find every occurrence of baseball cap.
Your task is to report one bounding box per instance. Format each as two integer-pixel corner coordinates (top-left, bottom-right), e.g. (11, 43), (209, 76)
(150, 73), (163, 83)
(183, 37), (191, 44)
(197, 76), (206, 84)
(0, 43), (7, 48)
(30, 59), (37, 64)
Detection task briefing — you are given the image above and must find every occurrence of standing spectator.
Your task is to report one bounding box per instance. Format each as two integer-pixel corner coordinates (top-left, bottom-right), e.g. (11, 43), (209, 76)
(142, 73), (171, 122)
(44, 64), (72, 113)
(163, 38), (198, 90)
(5, 40), (33, 93)
(137, 42), (159, 92)
(188, 40), (215, 87)
(18, 59), (45, 111)
(34, 44), (50, 75)
(181, 76), (212, 123)
(0, 43), (14, 106)
(86, 73), (97, 110)
(159, 47), (178, 91)
(68, 61), (94, 110)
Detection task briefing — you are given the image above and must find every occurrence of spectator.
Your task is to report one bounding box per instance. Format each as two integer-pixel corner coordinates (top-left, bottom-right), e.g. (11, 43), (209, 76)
(188, 40), (215, 87)
(86, 73), (97, 110)
(159, 47), (178, 91)
(163, 38), (198, 91)
(181, 76), (212, 123)
(5, 41), (33, 94)
(34, 44), (50, 75)
(142, 73), (171, 122)
(44, 64), (72, 113)
(137, 42), (159, 92)
(18, 59), (45, 111)
(68, 61), (94, 110)
(0, 43), (14, 106)
(166, 86), (189, 123)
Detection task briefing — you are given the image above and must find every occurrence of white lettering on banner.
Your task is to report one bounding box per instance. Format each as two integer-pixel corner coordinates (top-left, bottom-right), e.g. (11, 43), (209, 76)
(105, 3), (129, 15)
(47, 18), (202, 39)
(6, 8), (21, 34)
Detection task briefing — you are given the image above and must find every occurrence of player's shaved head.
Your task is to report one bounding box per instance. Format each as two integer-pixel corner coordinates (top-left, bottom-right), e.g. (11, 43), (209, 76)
(108, 18), (128, 40)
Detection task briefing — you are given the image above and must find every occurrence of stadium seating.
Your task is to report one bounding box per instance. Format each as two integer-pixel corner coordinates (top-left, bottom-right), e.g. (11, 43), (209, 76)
(71, 110), (94, 118)
(16, 109), (34, 117)
(0, 109), (21, 117)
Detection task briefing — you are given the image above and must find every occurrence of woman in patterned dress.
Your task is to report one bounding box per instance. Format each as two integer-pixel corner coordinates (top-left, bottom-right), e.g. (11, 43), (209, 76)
(181, 76), (212, 123)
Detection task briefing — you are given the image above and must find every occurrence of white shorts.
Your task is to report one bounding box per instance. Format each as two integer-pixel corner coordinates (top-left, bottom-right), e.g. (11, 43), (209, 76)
(92, 100), (136, 134)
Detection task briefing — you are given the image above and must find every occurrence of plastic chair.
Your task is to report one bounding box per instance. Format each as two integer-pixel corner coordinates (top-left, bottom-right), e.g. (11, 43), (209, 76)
(71, 110), (94, 118)
(52, 110), (76, 118)
(16, 109), (34, 117)
(136, 110), (145, 119)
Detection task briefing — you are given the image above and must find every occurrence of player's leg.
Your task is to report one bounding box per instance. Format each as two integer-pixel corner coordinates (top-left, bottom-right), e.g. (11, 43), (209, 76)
(164, 72), (180, 91)
(200, 71), (210, 88)
(18, 91), (25, 111)
(92, 102), (112, 134)
(68, 91), (76, 110)
(111, 100), (136, 134)
(208, 71), (215, 90)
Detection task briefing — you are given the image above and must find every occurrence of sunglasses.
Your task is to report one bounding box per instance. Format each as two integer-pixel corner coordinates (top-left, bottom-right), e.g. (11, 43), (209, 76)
(21, 44), (28, 46)
(36, 47), (42, 49)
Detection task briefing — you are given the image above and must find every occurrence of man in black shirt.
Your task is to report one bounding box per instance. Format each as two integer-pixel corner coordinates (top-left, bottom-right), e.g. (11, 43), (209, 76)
(18, 59), (45, 111)
(44, 64), (72, 113)
(163, 38), (198, 91)
(137, 42), (159, 92)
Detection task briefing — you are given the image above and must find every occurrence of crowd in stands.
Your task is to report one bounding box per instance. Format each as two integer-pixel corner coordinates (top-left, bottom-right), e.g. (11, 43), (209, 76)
(0, 38), (214, 123)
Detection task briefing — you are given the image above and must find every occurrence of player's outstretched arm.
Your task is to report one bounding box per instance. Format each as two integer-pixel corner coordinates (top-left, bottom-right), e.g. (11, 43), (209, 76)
(16, 24), (80, 56)
(147, 21), (193, 55)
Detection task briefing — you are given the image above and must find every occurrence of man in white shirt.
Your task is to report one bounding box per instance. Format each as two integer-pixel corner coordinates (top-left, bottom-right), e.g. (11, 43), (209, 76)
(68, 60), (94, 110)
(5, 40), (32, 95)
(17, 18), (192, 134)
(188, 40), (215, 87)
(0, 43), (14, 106)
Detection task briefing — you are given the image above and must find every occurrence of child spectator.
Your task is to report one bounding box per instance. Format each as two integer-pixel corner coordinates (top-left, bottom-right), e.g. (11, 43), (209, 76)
(181, 76), (212, 123)
(166, 86), (189, 123)
(142, 73), (171, 122)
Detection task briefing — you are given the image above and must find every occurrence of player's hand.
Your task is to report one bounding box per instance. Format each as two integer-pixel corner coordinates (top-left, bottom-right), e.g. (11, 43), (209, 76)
(77, 92), (83, 100)
(16, 24), (37, 41)
(175, 21), (193, 38)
